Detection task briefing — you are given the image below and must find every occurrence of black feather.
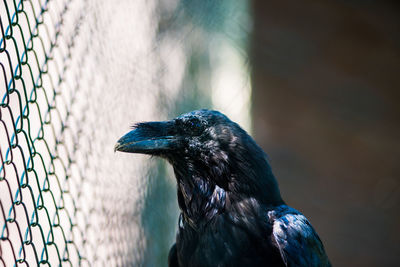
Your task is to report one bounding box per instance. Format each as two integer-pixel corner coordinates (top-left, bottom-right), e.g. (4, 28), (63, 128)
(117, 109), (331, 266)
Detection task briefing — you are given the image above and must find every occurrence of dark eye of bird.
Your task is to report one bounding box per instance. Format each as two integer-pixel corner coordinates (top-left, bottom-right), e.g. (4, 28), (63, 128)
(181, 118), (203, 135)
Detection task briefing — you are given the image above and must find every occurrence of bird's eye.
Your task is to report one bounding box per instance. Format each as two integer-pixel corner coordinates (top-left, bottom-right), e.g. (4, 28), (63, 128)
(185, 118), (203, 135)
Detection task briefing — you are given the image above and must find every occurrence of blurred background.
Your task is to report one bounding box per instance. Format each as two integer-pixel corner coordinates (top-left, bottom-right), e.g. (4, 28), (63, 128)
(0, 0), (399, 266)
(251, 1), (400, 266)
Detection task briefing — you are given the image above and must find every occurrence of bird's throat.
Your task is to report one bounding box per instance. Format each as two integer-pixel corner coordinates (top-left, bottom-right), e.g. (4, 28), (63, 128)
(174, 167), (226, 227)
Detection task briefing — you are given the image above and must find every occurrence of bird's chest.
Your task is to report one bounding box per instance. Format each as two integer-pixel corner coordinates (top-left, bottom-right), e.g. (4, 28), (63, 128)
(175, 213), (283, 267)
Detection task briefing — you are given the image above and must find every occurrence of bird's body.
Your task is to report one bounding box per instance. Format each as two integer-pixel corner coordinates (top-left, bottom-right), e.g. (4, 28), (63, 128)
(172, 203), (328, 267)
(173, 200), (285, 267)
(115, 109), (331, 267)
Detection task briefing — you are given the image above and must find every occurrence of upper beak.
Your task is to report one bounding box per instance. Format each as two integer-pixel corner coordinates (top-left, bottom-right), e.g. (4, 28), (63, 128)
(114, 121), (177, 154)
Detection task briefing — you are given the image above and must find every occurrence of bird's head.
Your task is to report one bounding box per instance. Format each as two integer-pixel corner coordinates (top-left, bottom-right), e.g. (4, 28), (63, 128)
(115, 109), (282, 214)
(115, 110), (240, 162)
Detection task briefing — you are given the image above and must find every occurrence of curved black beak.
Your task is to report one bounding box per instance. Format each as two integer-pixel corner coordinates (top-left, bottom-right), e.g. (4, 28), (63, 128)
(114, 121), (177, 154)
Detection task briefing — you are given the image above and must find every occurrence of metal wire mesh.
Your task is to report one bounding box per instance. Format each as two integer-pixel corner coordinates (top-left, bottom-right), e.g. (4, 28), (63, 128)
(0, 0), (251, 266)
(0, 0), (98, 265)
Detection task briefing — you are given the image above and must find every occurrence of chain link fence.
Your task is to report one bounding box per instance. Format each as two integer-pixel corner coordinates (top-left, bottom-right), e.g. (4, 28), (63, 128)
(0, 0), (251, 265)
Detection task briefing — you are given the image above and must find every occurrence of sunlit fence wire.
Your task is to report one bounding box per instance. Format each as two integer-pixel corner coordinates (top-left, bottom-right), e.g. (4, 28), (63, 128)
(0, 0), (98, 265)
(0, 0), (251, 266)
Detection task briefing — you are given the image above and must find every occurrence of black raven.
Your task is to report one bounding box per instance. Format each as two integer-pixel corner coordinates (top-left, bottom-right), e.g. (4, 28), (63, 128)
(115, 109), (331, 267)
